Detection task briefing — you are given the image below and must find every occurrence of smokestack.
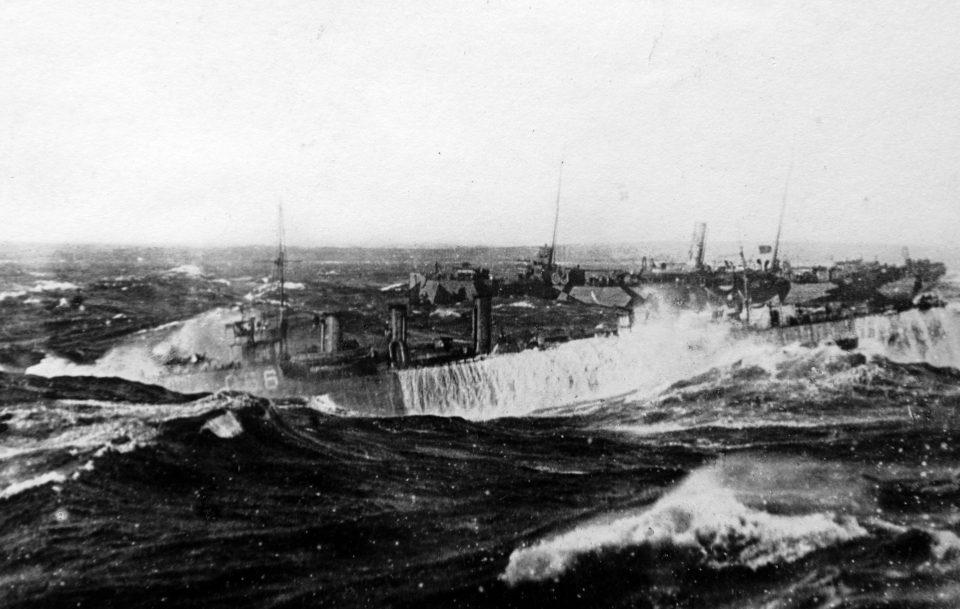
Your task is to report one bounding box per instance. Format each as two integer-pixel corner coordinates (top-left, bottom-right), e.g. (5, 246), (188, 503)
(389, 304), (407, 344)
(472, 296), (492, 355)
(387, 304), (409, 367)
(323, 313), (341, 353)
(688, 222), (707, 270)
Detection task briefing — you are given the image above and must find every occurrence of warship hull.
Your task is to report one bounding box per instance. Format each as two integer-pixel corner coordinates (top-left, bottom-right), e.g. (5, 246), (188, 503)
(156, 361), (406, 415)
(149, 304), (948, 416)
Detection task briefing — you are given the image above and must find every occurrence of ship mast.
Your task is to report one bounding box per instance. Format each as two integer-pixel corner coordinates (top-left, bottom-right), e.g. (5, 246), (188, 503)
(771, 156), (794, 272)
(547, 161), (564, 270)
(739, 244), (751, 323)
(276, 204), (287, 309)
(275, 203), (288, 356)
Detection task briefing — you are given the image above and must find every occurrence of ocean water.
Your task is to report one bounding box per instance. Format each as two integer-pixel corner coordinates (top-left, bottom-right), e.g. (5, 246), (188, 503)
(2, 248), (960, 608)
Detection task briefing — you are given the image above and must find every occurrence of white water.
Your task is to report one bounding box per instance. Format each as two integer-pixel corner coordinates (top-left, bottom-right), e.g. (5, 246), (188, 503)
(24, 303), (960, 421)
(27, 308), (243, 384)
(0, 288), (27, 301)
(0, 393), (256, 501)
(399, 305), (960, 420)
(502, 459), (868, 585)
(30, 280), (79, 292)
(399, 312), (756, 419)
(856, 306), (960, 369)
(27, 343), (164, 382)
(0, 280), (79, 302)
(201, 411), (244, 438)
(0, 472), (68, 501)
(243, 280), (305, 301)
(166, 264), (204, 277)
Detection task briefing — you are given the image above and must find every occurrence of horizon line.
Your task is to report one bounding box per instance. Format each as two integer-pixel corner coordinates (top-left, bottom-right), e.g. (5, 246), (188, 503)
(1, 238), (957, 252)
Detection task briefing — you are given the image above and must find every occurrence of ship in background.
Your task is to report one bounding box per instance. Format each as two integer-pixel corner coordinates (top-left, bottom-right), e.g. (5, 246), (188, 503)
(407, 161), (790, 313)
(408, 262), (500, 306)
(409, 164), (566, 305)
(827, 248), (945, 302)
(520, 160), (788, 312)
(779, 245), (947, 326)
(552, 222), (791, 314)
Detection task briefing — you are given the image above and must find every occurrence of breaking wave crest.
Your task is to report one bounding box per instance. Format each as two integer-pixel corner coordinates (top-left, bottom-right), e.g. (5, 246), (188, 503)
(400, 306), (960, 421)
(26, 308), (243, 384)
(855, 306), (960, 369)
(502, 461), (868, 585)
(0, 392), (259, 501)
(397, 312), (749, 418)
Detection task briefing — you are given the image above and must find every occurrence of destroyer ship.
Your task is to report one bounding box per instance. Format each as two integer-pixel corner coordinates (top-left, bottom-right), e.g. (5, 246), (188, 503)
(152, 235), (505, 415)
(148, 235), (948, 418)
(147, 201), (948, 415)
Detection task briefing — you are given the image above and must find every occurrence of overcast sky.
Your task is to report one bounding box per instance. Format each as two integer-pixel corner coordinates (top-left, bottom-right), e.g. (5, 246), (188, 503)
(2, 1), (958, 248)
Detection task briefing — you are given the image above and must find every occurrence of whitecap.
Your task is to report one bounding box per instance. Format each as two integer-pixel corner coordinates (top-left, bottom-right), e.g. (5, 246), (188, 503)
(201, 411), (243, 439)
(166, 264), (204, 277)
(501, 465), (867, 585)
(429, 308), (461, 319)
(30, 280), (78, 292)
(305, 394), (355, 416)
(0, 288), (27, 301)
(0, 471), (67, 500)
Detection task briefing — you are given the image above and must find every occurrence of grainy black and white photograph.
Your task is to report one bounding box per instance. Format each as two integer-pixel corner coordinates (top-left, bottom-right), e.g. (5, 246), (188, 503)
(2, 2), (960, 607)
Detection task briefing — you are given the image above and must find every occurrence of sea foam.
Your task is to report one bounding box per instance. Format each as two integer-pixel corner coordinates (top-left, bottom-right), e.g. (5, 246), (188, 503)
(399, 310), (752, 419)
(501, 464), (867, 585)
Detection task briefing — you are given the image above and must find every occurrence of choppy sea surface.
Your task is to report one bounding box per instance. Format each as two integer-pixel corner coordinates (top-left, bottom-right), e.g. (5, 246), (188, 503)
(2, 246), (960, 608)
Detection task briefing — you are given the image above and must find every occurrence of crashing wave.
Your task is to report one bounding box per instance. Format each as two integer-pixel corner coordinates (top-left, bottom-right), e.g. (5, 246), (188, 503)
(304, 394), (357, 416)
(855, 307), (960, 369)
(201, 411), (244, 438)
(502, 464), (867, 585)
(27, 308), (243, 384)
(165, 264), (204, 277)
(399, 312), (748, 419)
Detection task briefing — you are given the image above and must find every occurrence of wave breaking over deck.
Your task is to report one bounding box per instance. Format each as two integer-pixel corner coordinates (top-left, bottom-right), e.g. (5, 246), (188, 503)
(26, 308), (243, 385)
(397, 307), (960, 419)
(397, 313), (741, 418)
(855, 306), (960, 368)
(20, 305), (960, 419)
